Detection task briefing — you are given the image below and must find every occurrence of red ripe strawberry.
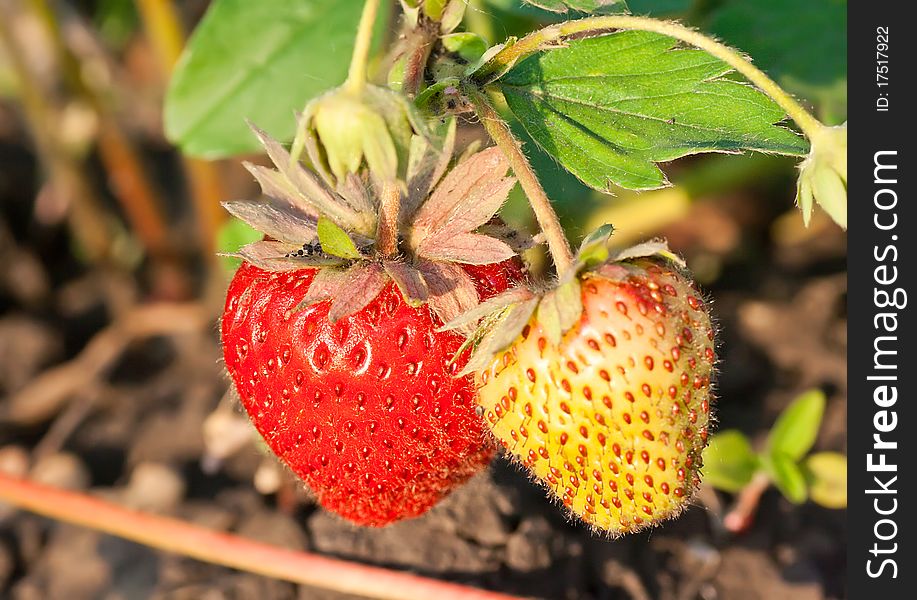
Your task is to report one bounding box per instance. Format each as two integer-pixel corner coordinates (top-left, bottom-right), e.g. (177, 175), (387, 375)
(220, 119), (528, 525)
(222, 260), (520, 525)
(449, 234), (715, 534)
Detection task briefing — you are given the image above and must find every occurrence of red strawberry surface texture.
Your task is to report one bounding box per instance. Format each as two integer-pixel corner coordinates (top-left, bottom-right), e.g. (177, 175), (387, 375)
(222, 260), (521, 526)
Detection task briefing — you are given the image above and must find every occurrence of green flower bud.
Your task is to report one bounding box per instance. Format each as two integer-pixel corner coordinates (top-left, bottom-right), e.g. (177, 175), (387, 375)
(796, 123), (847, 229)
(300, 84), (423, 183)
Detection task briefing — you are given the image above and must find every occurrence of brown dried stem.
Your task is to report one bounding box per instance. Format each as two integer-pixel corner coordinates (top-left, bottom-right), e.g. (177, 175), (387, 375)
(377, 180), (401, 256)
(0, 303), (209, 426)
(0, 474), (525, 600)
(134, 0), (227, 256)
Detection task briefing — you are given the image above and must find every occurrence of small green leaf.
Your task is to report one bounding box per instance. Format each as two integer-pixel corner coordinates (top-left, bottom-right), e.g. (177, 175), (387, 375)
(442, 33), (488, 64)
(767, 389), (826, 461)
(804, 452), (847, 509)
(702, 430), (759, 493)
(554, 278), (583, 330)
(217, 218), (263, 275)
(317, 217), (362, 260)
(165, 0), (385, 158)
(497, 30), (809, 192)
(423, 0), (449, 20)
(536, 290), (563, 345)
(576, 224), (614, 268)
(763, 453), (807, 504)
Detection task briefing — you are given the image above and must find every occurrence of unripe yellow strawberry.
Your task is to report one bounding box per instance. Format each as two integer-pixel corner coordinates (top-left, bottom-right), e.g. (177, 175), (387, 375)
(475, 258), (715, 533)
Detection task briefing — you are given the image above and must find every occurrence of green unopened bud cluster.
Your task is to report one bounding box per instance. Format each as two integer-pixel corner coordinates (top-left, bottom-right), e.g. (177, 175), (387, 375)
(300, 84), (421, 183)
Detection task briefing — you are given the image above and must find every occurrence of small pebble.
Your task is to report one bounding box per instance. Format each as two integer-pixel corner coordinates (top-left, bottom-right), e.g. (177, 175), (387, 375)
(122, 462), (186, 512)
(505, 517), (554, 571)
(30, 452), (90, 491)
(253, 459), (282, 495)
(202, 408), (257, 468)
(0, 445), (30, 477)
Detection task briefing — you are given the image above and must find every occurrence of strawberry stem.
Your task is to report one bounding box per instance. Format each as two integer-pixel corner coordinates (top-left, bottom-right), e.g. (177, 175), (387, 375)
(473, 15), (823, 140)
(399, 20), (439, 98)
(468, 89), (575, 278)
(377, 180), (401, 256)
(346, 0), (382, 94)
(0, 473), (523, 600)
(722, 471), (771, 533)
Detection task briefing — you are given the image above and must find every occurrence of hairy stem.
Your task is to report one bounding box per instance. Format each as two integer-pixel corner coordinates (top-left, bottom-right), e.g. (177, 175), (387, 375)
(346, 0), (382, 93)
(469, 90), (575, 278)
(400, 19), (439, 98)
(377, 180), (401, 256)
(0, 474), (522, 600)
(473, 15), (823, 139)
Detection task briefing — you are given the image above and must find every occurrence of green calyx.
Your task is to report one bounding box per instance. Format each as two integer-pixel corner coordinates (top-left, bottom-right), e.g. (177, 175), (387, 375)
(223, 114), (525, 328)
(537, 225), (687, 346)
(443, 224), (688, 375)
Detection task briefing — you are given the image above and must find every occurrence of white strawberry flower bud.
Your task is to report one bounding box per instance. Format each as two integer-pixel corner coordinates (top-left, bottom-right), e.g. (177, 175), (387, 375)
(300, 84), (424, 183)
(796, 122), (847, 229)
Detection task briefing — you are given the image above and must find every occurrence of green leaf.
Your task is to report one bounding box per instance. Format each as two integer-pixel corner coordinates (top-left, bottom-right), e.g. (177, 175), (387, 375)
(165, 0), (383, 158)
(804, 452), (847, 509)
(317, 217), (362, 260)
(767, 389), (826, 461)
(524, 0), (628, 13)
(497, 30), (809, 192)
(763, 452), (807, 504)
(442, 33), (489, 64)
(217, 217), (263, 275)
(708, 0), (847, 123)
(702, 430), (759, 493)
(505, 120), (596, 226)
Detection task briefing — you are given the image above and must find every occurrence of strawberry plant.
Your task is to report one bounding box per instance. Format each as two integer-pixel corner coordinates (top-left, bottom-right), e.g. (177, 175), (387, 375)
(220, 125), (525, 525)
(164, 0), (849, 534)
(703, 389), (847, 532)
